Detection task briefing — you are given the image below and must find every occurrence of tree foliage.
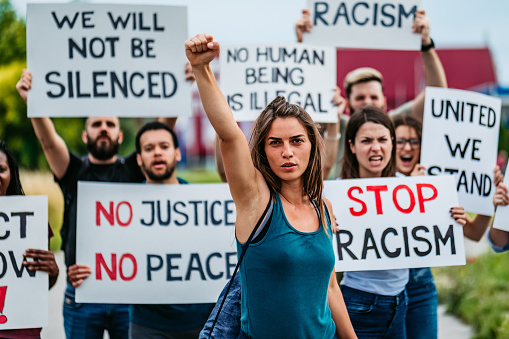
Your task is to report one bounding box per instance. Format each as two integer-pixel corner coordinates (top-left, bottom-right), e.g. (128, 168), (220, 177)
(0, 0), (25, 66)
(0, 1), (136, 169)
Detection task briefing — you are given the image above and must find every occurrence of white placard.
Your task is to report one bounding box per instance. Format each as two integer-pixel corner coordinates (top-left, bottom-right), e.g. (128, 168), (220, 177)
(492, 160), (509, 231)
(421, 87), (501, 216)
(76, 182), (237, 304)
(0, 196), (48, 330)
(324, 176), (465, 271)
(220, 43), (337, 122)
(27, 3), (190, 118)
(303, 0), (421, 50)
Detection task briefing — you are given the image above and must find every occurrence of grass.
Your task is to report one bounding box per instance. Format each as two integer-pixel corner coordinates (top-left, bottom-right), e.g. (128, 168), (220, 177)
(433, 251), (509, 338)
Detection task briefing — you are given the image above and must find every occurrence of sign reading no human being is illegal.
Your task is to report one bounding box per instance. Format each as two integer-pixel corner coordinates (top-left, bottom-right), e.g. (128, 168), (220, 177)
(26, 3), (190, 118)
(220, 43), (337, 123)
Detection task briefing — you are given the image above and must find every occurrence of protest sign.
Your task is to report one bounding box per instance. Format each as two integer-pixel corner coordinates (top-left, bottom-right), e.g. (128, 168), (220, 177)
(0, 196), (48, 330)
(27, 3), (190, 118)
(303, 0), (421, 50)
(420, 87), (501, 216)
(76, 182), (237, 304)
(324, 176), (465, 271)
(492, 160), (509, 231)
(220, 43), (337, 122)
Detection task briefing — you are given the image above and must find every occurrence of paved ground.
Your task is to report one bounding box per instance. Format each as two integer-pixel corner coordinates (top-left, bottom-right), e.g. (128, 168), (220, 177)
(42, 244), (483, 339)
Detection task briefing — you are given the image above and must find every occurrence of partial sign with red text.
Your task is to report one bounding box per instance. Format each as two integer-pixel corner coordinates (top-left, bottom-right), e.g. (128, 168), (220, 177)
(0, 196), (48, 330)
(324, 176), (465, 271)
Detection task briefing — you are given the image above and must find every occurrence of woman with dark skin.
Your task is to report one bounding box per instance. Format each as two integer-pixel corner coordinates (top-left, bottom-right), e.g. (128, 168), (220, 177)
(0, 140), (59, 339)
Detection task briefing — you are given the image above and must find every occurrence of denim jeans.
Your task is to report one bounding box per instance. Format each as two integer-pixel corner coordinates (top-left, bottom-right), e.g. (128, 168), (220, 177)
(341, 285), (408, 339)
(199, 274), (242, 339)
(63, 283), (129, 339)
(405, 267), (438, 339)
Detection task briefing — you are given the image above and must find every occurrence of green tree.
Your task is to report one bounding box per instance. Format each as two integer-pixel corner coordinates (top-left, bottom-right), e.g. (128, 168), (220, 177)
(0, 0), (26, 66)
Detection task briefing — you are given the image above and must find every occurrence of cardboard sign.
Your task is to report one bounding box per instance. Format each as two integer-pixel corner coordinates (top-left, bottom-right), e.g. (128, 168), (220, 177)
(0, 196), (48, 330)
(421, 87), (501, 216)
(303, 0), (421, 50)
(27, 3), (190, 118)
(75, 182), (237, 304)
(324, 176), (465, 271)
(220, 43), (337, 122)
(492, 160), (509, 231)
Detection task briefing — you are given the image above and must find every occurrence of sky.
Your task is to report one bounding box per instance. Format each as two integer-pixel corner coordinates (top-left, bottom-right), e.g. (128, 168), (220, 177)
(10, 0), (509, 86)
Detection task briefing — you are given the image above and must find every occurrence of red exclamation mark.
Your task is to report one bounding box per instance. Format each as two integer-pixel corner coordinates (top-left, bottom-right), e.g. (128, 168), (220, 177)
(0, 286), (7, 324)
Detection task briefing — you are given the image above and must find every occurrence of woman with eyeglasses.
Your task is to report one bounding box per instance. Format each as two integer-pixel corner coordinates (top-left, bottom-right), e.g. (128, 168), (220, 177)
(392, 115), (501, 339)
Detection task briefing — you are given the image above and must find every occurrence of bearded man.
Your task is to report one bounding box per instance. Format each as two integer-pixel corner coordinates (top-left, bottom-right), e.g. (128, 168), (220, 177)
(16, 70), (166, 339)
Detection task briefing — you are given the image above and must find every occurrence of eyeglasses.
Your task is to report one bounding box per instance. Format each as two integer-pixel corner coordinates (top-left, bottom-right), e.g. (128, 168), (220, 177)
(395, 138), (420, 149)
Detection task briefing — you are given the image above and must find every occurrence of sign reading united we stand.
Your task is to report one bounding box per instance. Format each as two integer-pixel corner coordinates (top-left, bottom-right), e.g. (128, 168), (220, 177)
(420, 87), (501, 216)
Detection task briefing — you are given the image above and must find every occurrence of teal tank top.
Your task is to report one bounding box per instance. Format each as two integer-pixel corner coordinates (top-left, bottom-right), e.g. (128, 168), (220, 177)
(237, 193), (336, 339)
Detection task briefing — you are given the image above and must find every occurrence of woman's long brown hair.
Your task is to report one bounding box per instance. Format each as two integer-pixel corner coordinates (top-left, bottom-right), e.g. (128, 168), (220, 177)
(249, 96), (329, 233)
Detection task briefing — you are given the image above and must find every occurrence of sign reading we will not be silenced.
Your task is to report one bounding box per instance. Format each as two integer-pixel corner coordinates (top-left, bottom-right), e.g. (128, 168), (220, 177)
(421, 87), (501, 216)
(0, 196), (48, 330)
(304, 0), (421, 50)
(27, 4), (190, 118)
(324, 176), (465, 271)
(76, 182), (237, 304)
(220, 44), (337, 122)
(324, 176), (465, 272)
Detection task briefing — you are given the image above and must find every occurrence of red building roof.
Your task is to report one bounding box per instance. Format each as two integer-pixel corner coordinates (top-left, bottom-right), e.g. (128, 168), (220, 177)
(336, 47), (497, 110)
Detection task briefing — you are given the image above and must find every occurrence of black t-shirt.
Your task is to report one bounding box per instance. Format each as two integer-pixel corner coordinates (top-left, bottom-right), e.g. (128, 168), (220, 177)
(57, 151), (144, 268)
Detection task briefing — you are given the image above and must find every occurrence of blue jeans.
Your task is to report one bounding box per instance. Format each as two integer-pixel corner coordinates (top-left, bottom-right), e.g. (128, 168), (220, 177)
(405, 268), (438, 339)
(341, 285), (408, 339)
(63, 283), (129, 339)
(199, 274), (241, 339)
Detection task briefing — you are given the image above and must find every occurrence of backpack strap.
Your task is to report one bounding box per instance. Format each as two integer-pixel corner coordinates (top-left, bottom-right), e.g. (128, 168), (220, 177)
(208, 195), (274, 338)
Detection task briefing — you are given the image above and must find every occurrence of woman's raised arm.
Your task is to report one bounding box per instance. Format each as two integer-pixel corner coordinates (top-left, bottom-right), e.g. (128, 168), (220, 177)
(185, 34), (270, 241)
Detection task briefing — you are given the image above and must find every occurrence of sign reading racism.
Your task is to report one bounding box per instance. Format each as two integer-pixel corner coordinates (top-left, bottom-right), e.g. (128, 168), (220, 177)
(220, 43), (337, 122)
(421, 87), (501, 216)
(303, 0), (421, 50)
(0, 196), (48, 330)
(324, 176), (465, 271)
(76, 182), (237, 304)
(27, 4), (190, 118)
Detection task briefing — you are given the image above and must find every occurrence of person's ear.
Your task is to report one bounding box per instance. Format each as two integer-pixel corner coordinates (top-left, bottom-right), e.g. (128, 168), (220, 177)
(136, 153), (142, 167)
(176, 148), (182, 162)
(349, 139), (356, 154)
(118, 130), (124, 145)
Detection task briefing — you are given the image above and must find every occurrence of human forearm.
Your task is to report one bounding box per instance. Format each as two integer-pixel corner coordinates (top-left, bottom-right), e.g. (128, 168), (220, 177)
(31, 117), (69, 178)
(328, 272), (356, 338)
(463, 214), (492, 242)
(489, 227), (509, 248)
(421, 48), (447, 89)
(192, 65), (242, 142)
(323, 123), (339, 179)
